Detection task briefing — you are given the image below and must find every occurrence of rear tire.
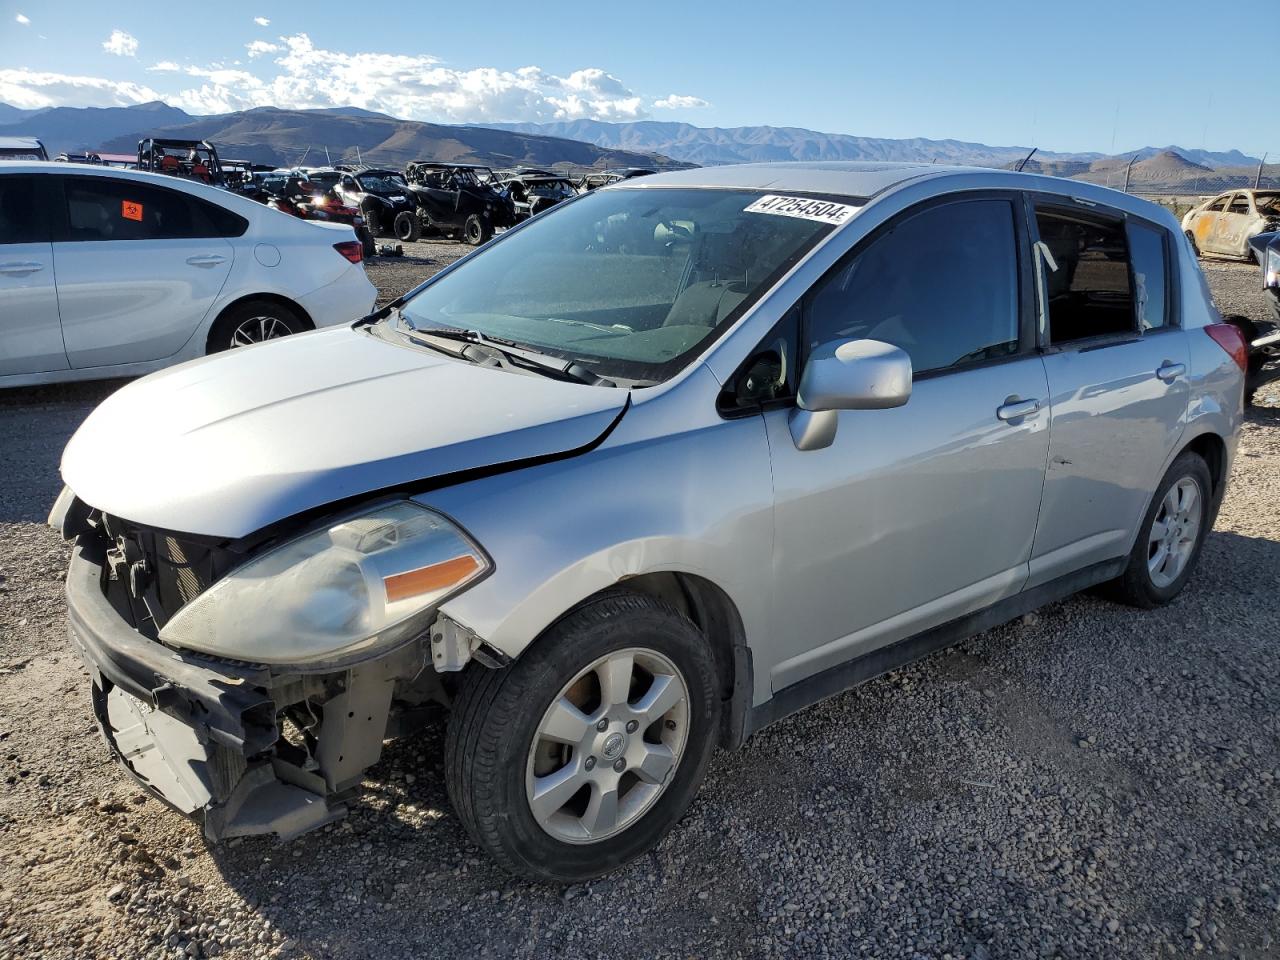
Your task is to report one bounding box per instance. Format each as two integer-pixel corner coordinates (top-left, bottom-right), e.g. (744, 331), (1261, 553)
(393, 210), (421, 243)
(357, 226), (376, 259)
(207, 299), (308, 353)
(444, 591), (719, 883)
(463, 214), (492, 246)
(1103, 451), (1213, 608)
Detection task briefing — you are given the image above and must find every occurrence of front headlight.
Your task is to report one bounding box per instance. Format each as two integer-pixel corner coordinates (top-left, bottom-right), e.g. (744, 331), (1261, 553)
(1266, 246), (1280, 289)
(158, 502), (490, 666)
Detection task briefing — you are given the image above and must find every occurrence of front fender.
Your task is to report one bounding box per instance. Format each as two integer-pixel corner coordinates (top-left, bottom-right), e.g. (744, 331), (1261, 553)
(421, 379), (775, 670)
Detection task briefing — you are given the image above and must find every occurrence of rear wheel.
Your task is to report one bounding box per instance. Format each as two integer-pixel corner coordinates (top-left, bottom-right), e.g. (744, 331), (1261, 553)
(357, 225), (376, 259)
(444, 591), (719, 883)
(1184, 230), (1201, 258)
(463, 214), (492, 246)
(393, 210), (421, 243)
(1103, 451), (1212, 608)
(207, 299), (308, 353)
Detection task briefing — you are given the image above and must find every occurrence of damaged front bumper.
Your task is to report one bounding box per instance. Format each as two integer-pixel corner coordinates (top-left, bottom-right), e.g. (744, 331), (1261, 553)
(65, 535), (438, 841)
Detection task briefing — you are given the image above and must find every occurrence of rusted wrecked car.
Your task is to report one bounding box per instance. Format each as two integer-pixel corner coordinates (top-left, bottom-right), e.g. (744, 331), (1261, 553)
(1181, 189), (1280, 260)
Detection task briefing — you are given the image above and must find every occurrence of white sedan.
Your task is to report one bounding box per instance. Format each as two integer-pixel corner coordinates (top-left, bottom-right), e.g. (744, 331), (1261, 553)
(0, 161), (378, 387)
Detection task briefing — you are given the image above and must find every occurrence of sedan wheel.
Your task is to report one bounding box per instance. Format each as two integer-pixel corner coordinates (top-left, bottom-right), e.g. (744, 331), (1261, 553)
(230, 315), (293, 348)
(525, 647), (690, 844)
(1147, 477), (1202, 588)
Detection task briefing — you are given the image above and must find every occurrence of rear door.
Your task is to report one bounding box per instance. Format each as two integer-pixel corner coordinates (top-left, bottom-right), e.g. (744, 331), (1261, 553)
(0, 174), (66, 376)
(1026, 200), (1188, 586)
(1193, 195), (1229, 255)
(50, 175), (237, 369)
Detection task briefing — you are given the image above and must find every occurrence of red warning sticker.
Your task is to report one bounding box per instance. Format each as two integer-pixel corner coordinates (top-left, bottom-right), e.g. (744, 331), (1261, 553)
(121, 200), (143, 222)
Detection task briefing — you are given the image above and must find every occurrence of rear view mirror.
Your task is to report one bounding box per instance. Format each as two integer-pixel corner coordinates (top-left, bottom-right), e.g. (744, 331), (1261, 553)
(789, 339), (912, 451)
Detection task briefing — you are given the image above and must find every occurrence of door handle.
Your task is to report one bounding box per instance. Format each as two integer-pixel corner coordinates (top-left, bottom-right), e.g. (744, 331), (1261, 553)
(1155, 361), (1186, 383)
(996, 397), (1042, 421)
(185, 255), (227, 267)
(0, 261), (43, 275)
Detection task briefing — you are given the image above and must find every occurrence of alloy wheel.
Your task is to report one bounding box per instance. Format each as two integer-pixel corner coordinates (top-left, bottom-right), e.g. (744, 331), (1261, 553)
(1148, 476), (1203, 588)
(230, 315), (291, 348)
(525, 647), (689, 844)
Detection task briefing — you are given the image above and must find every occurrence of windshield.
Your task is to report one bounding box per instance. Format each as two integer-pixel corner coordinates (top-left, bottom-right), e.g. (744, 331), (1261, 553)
(358, 174), (406, 194)
(1256, 193), (1280, 216)
(306, 171), (340, 189)
(397, 187), (846, 383)
(528, 179), (576, 198)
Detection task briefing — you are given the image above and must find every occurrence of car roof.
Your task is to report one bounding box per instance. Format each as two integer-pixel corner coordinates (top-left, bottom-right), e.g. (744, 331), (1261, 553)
(0, 136), (44, 149)
(620, 161), (1180, 220)
(0, 160), (268, 216)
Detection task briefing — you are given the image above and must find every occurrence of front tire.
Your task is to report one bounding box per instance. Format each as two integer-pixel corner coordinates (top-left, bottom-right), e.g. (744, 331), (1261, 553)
(444, 591), (719, 883)
(393, 210), (421, 243)
(1104, 451), (1213, 608)
(463, 214), (492, 246)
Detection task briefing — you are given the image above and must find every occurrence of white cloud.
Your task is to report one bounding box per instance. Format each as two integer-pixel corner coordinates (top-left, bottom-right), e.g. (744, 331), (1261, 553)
(0, 69), (160, 109)
(102, 29), (138, 57)
(15, 13), (30, 25)
(0, 35), (708, 124)
(254, 16), (270, 26)
(246, 40), (280, 58)
(655, 94), (710, 110)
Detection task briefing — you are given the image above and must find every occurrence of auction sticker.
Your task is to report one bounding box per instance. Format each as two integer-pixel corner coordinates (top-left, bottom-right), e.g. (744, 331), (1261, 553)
(744, 195), (859, 225)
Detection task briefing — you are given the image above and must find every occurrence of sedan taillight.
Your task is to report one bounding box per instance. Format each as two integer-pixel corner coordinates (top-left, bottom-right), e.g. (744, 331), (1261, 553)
(1205, 323), (1248, 372)
(334, 240), (363, 264)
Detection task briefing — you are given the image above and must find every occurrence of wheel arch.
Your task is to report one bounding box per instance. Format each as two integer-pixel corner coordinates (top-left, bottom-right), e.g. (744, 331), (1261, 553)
(1180, 430), (1228, 502)
(206, 293), (314, 352)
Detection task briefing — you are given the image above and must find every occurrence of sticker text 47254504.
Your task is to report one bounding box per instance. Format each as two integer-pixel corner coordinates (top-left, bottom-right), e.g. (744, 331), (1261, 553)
(744, 195), (860, 226)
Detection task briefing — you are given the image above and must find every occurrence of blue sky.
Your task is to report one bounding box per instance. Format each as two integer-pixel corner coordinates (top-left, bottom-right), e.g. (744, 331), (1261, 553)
(0, 0), (1268, 157)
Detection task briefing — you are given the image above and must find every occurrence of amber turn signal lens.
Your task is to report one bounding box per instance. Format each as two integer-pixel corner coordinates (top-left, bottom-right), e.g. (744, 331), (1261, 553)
(384, 555), (481, 603)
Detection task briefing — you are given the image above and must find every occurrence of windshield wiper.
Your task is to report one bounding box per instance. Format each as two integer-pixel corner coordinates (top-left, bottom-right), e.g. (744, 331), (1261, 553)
(406, 326), (615, 387)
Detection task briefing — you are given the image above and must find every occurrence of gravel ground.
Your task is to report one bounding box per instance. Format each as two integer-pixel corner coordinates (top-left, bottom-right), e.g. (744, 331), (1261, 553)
(1, 260), (1278, 960)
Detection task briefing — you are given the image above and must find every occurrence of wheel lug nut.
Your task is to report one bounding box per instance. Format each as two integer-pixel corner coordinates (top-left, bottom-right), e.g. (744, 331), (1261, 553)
(585, 756), (596, 771)
(596, 718), (609, 731)
(625, 720), (639, 733)
(665, 719), (677, 730)
(613, 758), (626, 772)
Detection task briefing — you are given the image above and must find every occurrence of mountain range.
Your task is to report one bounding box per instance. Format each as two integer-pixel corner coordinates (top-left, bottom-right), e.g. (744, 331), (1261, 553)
(0, 102), (686, 171)
(491, 119), (1261, 172)
(0, 102), (1271, 192)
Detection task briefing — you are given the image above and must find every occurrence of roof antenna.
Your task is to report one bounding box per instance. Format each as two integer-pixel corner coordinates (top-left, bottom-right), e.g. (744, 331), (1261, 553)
(325, 146), (332, 166)
(1015, 147), (1038, 173)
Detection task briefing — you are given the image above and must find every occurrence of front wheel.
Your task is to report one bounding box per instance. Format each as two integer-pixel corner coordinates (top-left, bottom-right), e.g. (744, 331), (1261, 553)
(393, 210), (421, 243)
(1103, 451), (1213, 608)
(463, 214), (492, 246)
(444, 592), (719, 882)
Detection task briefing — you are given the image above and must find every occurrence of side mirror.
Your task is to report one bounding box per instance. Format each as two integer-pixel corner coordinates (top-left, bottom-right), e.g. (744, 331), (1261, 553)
(789, 339), (912, 451)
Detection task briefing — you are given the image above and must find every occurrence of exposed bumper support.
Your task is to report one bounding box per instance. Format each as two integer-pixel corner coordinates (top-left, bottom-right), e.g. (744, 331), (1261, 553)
(65, 535), (423, 841)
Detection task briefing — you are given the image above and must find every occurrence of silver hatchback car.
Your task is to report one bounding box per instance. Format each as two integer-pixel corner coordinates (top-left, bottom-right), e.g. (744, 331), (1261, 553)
(53, 162), (1245, 882)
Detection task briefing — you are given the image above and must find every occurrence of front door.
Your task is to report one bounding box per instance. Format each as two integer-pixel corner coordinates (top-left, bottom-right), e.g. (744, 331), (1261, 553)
(764, 195), (1050, 693)
(51, 175), (234, 369)
(0, 174), (66, 377)
(1027, 202), (1189, 585)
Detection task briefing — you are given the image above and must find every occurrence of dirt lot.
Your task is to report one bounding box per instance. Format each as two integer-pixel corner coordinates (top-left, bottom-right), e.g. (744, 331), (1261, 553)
(0, 257), (1278, 960)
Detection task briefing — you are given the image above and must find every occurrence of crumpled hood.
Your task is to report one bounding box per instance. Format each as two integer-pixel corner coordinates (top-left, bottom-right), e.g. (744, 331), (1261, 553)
(61, 325), (628, 539)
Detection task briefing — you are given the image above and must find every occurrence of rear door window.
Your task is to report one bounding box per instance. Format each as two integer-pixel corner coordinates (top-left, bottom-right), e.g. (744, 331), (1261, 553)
(60, 177), (245, 241)
(1034, 207), (1135, 344)
(1227, 194), (1252, 215)
(0, 175), (49, 244)
(1127, 220), (1170, 331)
